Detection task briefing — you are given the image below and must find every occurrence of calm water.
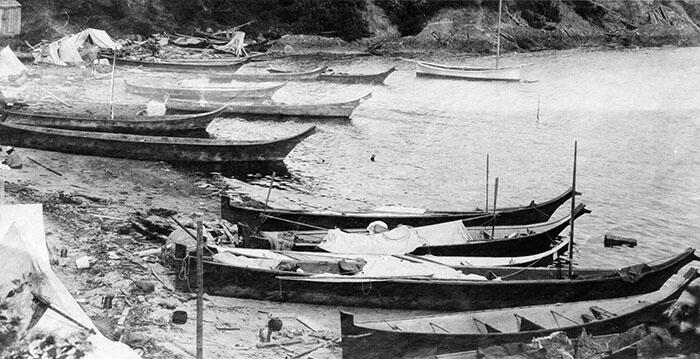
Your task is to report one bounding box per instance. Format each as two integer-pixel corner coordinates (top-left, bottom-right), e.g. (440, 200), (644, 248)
(211, 46), (700, 268)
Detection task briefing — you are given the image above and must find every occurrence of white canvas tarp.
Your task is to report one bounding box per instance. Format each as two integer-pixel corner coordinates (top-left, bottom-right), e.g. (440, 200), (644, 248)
(0, 46), (27, 80)
(318, 220), (475, 255)
(0, 204), (140, 358)
(34, 28), (120, 66)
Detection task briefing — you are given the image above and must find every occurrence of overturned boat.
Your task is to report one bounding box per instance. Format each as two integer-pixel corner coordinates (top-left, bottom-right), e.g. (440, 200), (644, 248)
(221, 186), (579, 231)
(340, 268), (699, 358)
(173, 243), (697, 311)
(0, 121), (316, 163)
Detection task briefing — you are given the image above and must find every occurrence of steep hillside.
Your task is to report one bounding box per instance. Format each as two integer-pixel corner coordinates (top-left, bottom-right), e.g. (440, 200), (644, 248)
(7, 0), (700, 52)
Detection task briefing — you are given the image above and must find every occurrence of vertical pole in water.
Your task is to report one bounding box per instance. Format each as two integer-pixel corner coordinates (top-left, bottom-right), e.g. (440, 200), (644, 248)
(0, 180), (4, 205)
(491, 177), (499, 239)
(196, 220), (204, 359)
(536, 94), (541, 121)
(109, 51), (117, 120)
(485, 154), (489, 212)
(263, 172), (276, 215)
(496, 0), (503, 69)
(568, 141), (577, 278)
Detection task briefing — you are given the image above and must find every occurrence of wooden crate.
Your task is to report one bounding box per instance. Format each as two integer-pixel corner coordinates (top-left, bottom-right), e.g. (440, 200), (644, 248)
(0, 0), (21, 36)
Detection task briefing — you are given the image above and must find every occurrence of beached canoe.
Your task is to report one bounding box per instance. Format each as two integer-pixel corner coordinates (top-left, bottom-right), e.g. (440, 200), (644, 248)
(110, 56), (252, 72)
(208, 66), (327, 82)
(250, 204), (590, 257)
(0, 105), (227, 136)
(416, 61), (521, 81)
(267, 66), (397, 85)
(340, 268), (699, 358)
(0, 121), (316, 163)
(166, 93), (371, 119)
(221, 187), (579, 231)
(173, 242), (697, 311)
(125, 81), (284, 101)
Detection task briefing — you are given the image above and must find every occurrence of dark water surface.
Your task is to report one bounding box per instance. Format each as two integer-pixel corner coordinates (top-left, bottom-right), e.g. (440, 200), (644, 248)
(211, 46), (700, 268)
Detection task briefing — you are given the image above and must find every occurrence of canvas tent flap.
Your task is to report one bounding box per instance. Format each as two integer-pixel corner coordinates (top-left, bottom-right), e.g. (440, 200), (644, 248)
(34, 28), (120, 66)
(0, 46), (28, 80)
(0, 204), (140, 358)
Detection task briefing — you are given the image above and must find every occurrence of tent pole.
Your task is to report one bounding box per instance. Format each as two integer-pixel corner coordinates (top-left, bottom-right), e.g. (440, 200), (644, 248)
(109, 51), (117, 120)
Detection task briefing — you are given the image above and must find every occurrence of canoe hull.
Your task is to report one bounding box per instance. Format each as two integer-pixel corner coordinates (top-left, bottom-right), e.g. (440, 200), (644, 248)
(340, 268), (699, 358)
(221, 187), (578, 231)
(3, 106), (225, 136)
(319, 67), (396, 85)
(0, 122), (315, 163)
(208, 66), (326, 82)
(167, 94), (369, 119)
(125, 82), (283, 101)
(416, 62), (521, 81)
(173, 246), (695, 311)
(112, 57), (247, 73)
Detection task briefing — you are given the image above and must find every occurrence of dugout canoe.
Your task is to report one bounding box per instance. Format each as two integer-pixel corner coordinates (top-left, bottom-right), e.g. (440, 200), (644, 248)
(208, 66), (327, 82)
(267, 66), (397, 85)
(125, 81), (284, 101)
(0, 121), (315, 163)
(252, 204), (590, 257)
(319, 66), (397, 85)
(166, 93), (371, 119)
(173, 242), (697, 311)
(111, 57), (247, 72)
(340, 268), (699, 359)
(221, 186), (579, 231)
(0, 105), (227, 136)
(416, 61), (521, 82)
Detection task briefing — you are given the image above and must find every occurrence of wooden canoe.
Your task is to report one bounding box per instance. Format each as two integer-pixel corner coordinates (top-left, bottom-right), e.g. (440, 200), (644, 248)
(173, 242), (697, 311)
(416, 61), (521, 81)
(221, 186), (579, 231)
(208, 66), (327, 83)
(267, 66), (397, 85)
(319, 66), (397, 85)
(339, 268), (699, 359)
(0, 122), (316, 163)
(110, 56), (252, 72)
(252, 204), (590, 257)
(166, 93), (371, 119)
(0, 105), (227, 136)
(125, 81), (284, 101)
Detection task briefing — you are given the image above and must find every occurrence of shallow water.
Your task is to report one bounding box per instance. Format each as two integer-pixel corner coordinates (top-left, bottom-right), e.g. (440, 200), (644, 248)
(211, 46), (700, 268)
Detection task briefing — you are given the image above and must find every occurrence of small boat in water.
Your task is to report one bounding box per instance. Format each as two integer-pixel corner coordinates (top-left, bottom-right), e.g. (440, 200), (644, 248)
(413, 0), (522, 82)
(173, 242), (697, 311)
(208, 66), (327, 82)
(340, 268), (700, 359)
(0, 104), (227, 136)
(0, 121), (316, 163)
(251, 204), (590, 257)
(125, 81), (285, 101)
(166, 93), (371, 120)
(221, 187), (579, 231)
(267, 66), (397, 85)
(416, 61), (521, 82)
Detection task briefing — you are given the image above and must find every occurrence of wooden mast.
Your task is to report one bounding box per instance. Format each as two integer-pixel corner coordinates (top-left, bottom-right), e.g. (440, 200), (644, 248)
(568, 141), (577, 278)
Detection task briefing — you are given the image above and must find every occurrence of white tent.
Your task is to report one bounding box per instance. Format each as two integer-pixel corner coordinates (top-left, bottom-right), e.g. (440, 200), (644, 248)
(0, 46), (27, 80)
(0, 204), (140, 359)
(34, 28), (121, 66)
